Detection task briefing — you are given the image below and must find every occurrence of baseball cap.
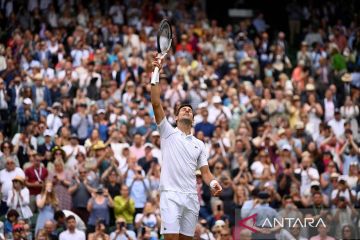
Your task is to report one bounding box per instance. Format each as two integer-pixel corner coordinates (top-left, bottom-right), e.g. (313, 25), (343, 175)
(212, 96), (222, 104)
(258, 191), (270, 199)
(52, 102), (61, 108)
(44, 130), (52, 137)
(310, 180), (320, 187)
(97, 109), (106, 115)
(214, 220), (226, 228)
(281, 144), (292, 151)
(144, 143), (153, 149)
(70, 133), (78, 139)
(198, 102), (208, 109)
(23, 98), (32, 105)
(151, 131), (160, 137)
(338, 176), (347, 183)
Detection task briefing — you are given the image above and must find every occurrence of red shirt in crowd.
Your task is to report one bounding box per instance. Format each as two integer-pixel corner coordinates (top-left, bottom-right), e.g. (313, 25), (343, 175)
(25, 166), (48, 195)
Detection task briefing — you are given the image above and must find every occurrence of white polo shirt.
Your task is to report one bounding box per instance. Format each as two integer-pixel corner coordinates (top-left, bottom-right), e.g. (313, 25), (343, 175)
(158, 118), (208, 194)
(59, 229), (85, 240)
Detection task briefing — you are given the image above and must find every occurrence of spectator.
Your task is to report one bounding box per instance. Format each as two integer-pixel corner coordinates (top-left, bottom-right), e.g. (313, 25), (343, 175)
(109, 217), (136, 240)
(88, 219), (110, 240)
(0, 158), (25, 215)
(59, 215), (86, 240)
(114, 185), (135, 230)
(25, 151), (48, 211)
(35, 180), (58, 235)
(69, 168), (95, 224)
(87, 186), (114, 233)
(6, 176), (33, 220)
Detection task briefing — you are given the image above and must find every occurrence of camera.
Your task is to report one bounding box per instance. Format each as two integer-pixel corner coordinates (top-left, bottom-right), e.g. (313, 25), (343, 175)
(118, 222), (125, 228)
(217, 205), (222, 211)
(137, 170), (142, 175)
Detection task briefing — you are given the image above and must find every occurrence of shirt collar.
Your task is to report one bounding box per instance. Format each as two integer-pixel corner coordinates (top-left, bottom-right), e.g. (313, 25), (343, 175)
(175, 127), (193, 138)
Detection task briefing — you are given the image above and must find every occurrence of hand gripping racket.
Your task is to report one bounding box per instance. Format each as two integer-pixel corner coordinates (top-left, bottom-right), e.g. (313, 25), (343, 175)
(151, 19), (172, 85)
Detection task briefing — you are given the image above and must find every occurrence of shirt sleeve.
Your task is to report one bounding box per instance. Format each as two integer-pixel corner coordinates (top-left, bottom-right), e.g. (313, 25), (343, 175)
(157, 118), (176, 139)
(197, 141), (208, 169)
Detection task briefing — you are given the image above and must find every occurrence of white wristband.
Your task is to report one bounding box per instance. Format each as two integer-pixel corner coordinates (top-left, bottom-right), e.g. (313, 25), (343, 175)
(210, 179), (218, 189)
(151, 67), (160, 85)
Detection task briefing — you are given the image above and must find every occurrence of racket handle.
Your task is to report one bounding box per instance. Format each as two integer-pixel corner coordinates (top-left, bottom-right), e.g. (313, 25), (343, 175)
(151, 67), (160, 85)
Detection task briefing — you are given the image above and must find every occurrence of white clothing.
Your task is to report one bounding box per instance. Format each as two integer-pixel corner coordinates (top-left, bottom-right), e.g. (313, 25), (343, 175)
(158, 118), (208, 193)
(7, 188), (33, 219)
(207, 105), (232, 124)
(0, 168), (25, 201)
(46, 114), (63, 136)
(62, 145), (86, 171)
(59, 229), (86, 240)
(62, 210), (86, 232)
(331, 189), (356, 203)
(250, 161), (275, 178)
(160, 191), (199, 236)
(297, 167), (320, 196)
(328, 119), (346, 138)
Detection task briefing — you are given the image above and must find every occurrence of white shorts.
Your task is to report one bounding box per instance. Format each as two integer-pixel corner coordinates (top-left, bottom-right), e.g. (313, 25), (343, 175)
(160, 191), (200, 236)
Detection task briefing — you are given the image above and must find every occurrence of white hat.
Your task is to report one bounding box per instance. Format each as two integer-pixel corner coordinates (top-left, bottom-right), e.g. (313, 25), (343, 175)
(30, 60), (41, 68)
(151, 131), (160, 137)
(52, 102), (61, 108)
(97, 109), (106, 114)
(198, 102), (208, 109)
(144, 143), (153, 149)
(281, 144), (292, 151)
(23, 98), (32, 105)
(214, 220), (226, 227)
(212, 96), (222, 104)
(122, 143), (130, 149)
(44, 130), (52, 137)
(310, 180), (320, 187)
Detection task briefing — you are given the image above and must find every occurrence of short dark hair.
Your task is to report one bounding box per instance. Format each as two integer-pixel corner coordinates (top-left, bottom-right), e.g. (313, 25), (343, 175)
(175, 103), (193, 116)
(54, 210), (65, 220)
(7, 209), (20, 219)
(66, 215), (76, 222)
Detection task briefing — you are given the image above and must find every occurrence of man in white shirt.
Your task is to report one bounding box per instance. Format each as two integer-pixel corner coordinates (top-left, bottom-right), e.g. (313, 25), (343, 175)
(207, 96), (232, 124)
(328, 109), (346, 139)
(151, 53), (222, 239)
(0, 158), (25, 215)
(46, 102), (63, 136)
(62, 134), (86, 172)
(294, 155), (319, 197)
(59, 215), (85, 240)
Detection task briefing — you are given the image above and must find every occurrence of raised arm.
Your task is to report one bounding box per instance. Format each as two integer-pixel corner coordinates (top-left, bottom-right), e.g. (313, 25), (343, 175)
(150, 53), (165, 124)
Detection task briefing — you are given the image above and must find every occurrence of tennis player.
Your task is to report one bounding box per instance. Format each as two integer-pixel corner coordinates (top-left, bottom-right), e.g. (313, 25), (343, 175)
(150, 53), (222, 240)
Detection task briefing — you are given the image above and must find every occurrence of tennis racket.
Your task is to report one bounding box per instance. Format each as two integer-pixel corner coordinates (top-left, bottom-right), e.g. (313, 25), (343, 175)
(151, 19), (172, 85)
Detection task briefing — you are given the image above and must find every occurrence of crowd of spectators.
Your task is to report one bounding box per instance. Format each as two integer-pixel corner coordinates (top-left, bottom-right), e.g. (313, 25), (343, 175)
(0, 0), (360, 239)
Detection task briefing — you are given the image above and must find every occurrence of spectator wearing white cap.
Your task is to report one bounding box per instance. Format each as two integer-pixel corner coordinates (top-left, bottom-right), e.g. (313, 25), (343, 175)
(207, 95), (232, 124)
(46, 102), (63, 136)
(295, 155), (320, 197)
(16, 98), (38, 131)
